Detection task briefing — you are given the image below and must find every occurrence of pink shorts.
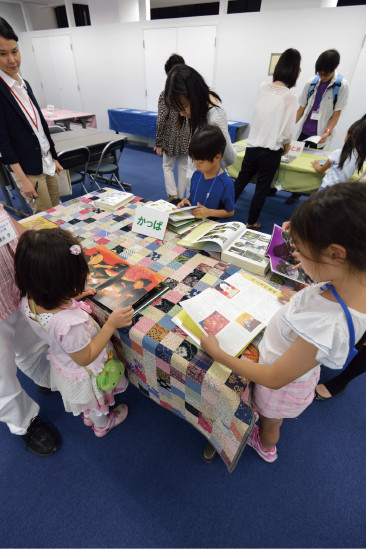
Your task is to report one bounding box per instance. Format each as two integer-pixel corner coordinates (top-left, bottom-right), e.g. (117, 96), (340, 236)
(251, 365), (321, 419)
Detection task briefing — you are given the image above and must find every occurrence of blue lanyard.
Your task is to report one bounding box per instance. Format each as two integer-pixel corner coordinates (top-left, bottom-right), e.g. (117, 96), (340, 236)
(192, 167), (221, 207)
(322, 283), (358, 368)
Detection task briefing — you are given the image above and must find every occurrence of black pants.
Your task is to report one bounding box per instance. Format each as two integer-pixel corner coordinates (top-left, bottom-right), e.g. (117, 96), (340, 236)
(234, 147), (282, 225)
(323, 347), (366, 395)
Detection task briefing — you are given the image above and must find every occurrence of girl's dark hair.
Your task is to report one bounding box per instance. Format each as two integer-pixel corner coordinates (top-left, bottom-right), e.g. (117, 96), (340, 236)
(273, 48), (301, 88)
(189, 124), (226, 161)
(164, 64), (221, 134)
(15, 228), (89, 310)
(165, 53), (185, 75)
(315, 49), (340, 73)
(0, 17), (18, 41)
(339, 114), (366, 173)
(290, 182), (366, 271)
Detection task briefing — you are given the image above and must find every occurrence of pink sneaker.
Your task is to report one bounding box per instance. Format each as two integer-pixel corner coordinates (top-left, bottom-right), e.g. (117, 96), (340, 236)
(93, 404), (128, 438)
(247, 425), (278, 463)
(82, 410), (93, 427)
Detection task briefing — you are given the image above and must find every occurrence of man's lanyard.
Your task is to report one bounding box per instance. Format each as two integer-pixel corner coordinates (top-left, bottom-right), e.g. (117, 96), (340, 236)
(322, 283), (358, 368)
(0, 76), (39, 131)
(192, 167), (221, 207)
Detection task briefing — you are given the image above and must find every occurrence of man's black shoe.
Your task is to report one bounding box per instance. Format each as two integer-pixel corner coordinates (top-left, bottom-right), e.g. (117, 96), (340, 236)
(21, 416), (59, 456)
(267, 187), (277, 197)
(285, 192), (301, 205)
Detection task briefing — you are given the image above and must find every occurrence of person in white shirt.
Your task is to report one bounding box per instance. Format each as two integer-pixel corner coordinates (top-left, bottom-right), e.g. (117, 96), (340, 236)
(0, 17), (63, 214)
(312, 114), (366, 190)
(234, 49), (300, 229)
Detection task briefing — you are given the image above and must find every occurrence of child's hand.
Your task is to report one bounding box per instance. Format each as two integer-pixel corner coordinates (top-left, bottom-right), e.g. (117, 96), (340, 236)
(312, 160), (321, 172)
(193, 203), (210, 219)
(278, 289), (296, 303)
(107, 306), (134, 329)
(74, 286), (97, 300)
(177, 198), (191, 209)
(200, 333), (221, 357)
(282, 221), (291, 232)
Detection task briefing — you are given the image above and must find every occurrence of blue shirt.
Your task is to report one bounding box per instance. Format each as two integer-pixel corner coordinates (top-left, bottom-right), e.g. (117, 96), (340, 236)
(189, 170), (235, 212)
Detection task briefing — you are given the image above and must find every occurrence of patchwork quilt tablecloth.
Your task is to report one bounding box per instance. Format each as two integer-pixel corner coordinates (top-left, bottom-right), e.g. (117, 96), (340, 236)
(27, 191), (289, 472)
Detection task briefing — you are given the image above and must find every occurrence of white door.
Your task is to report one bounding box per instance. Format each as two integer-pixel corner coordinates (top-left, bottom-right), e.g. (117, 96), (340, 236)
(32, 37), (61, 107)
(31, 35), (82, 111)
(144, 28), (177, 112)
(144, 25), (216, 112)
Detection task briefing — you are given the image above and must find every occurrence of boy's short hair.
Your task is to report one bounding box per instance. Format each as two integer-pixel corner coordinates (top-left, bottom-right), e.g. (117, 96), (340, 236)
(315, 49), (340, 73)
(189, 124), (226, 162)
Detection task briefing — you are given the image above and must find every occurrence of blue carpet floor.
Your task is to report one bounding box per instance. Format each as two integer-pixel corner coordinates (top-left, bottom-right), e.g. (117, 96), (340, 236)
(1, 144), (366, 548)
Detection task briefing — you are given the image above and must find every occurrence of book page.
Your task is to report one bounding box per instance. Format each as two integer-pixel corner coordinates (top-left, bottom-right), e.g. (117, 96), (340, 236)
(180, 272), (282, 356)
(224, 229), (270, 265)
(192, 221), (246, 252)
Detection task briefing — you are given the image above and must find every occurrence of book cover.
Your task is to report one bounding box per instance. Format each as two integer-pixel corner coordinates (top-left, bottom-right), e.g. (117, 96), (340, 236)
(94, 191), (134, 211)
(85, 245), (166, 312)
(20, 216), (58, 230)
(266, 224), (312, 285)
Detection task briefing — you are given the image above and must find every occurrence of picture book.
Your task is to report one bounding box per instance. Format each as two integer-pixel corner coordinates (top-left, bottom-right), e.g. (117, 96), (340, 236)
(149, 199), (199, 234)
(174, 272), (283, 357)
(20, 216), (58, 230)
(266, 224), (312, 285)
(93, 190), (134, 211)
(84, 244), (166, 312)
(179, 221), (271, 276)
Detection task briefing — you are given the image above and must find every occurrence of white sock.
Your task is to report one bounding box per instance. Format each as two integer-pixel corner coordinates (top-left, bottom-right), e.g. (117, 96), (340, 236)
(89, 410), (108, 427)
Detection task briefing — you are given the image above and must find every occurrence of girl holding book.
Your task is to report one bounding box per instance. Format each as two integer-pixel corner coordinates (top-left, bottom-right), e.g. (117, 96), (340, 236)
(201, 182), (366, 462)
(15, 228), (134, 437)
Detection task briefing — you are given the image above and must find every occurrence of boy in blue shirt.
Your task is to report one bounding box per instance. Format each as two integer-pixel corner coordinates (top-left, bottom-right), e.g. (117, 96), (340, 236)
(177, 125), (235, 219)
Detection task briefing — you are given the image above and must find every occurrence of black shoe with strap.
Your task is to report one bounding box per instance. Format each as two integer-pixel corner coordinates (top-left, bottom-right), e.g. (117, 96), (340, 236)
(21, 416), (60, 456)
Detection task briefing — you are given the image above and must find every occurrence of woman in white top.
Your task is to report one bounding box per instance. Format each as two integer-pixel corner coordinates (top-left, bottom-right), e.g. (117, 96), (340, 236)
(234, 49), (301, 229)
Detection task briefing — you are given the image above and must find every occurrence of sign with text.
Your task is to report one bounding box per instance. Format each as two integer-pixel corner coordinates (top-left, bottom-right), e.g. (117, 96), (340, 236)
(132, 205), (169, 240)
(288, 140), (305, 157)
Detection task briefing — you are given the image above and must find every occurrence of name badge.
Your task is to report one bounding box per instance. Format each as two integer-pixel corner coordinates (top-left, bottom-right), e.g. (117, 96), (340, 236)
(311, 111), (320, 121)
(0, 217), (17, 247)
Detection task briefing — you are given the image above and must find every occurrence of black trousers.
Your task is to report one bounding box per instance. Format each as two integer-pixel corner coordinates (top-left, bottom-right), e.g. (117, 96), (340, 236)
(234, 147), (282, 225)
(323, 347), (366, 395)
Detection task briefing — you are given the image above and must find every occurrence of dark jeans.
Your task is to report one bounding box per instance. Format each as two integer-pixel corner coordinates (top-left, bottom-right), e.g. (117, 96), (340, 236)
(323, 347), (366, 395)
(234, 147), (282, 225)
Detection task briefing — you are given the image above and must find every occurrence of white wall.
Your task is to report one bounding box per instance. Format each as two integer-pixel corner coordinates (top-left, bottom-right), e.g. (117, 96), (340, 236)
(0, 2), (26, 33)
(17, 5), (366, 149)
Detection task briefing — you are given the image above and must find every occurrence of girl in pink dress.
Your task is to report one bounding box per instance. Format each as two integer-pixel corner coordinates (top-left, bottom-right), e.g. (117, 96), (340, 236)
(15, 227), (134, 437)
(201, 182), (366, 463)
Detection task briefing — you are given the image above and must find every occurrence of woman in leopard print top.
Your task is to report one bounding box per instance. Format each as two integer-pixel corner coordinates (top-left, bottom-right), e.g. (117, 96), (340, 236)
(155, 54), (190, 201)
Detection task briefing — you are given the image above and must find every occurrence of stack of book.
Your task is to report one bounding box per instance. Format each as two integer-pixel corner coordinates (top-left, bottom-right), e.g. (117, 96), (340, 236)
(148, 199), (201, 234)
(93, 190), (134, 211)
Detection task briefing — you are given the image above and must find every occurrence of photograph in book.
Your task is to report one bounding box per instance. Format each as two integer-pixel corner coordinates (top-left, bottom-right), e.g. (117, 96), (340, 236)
(179, 221), (271, 275)
(266, 224), (312, 285)
(85, 245), (130, 288)
(178, 272), (283, 357)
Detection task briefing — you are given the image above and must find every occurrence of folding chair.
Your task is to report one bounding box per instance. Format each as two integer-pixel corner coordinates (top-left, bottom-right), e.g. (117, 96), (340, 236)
(86, 138), (128, 191)
(49, 125), (66, 134)
(57, 146), (90, 195)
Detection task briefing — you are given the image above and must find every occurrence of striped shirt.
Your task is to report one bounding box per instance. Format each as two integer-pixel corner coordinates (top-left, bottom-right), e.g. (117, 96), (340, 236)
(0, 205), (20, 320)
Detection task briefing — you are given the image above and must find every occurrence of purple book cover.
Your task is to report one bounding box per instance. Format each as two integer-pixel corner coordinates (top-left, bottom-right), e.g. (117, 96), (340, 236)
(266, 224), (312, 285)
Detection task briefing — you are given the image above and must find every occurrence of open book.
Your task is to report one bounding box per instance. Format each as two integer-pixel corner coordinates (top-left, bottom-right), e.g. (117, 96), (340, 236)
(178, 221), (271, 276)
(148, 199), (200, 234)
(173, 272), (283, 357)
(266, 224), (312, 285)
(84, 244), (166, 313)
